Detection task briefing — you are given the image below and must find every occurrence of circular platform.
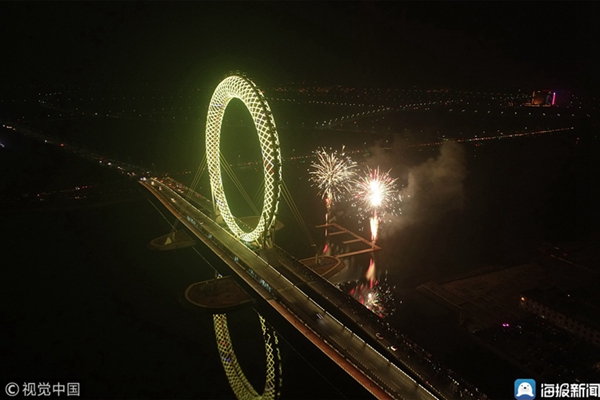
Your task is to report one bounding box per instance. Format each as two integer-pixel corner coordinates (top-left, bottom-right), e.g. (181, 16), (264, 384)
(185, 276), (254, 313)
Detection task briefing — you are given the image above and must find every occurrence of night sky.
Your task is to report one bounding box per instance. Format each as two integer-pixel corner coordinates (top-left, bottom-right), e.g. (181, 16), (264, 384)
(1, 1), (598, 91)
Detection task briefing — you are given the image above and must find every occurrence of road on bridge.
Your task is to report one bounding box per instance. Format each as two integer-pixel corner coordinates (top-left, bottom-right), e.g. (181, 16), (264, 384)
(142, 178), (440, 400)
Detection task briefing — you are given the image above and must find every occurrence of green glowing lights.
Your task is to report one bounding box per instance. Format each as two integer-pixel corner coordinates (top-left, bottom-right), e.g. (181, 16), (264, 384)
(206, 75), (282, 244)
(214, 313), (283, 400)
(205, 76), (284, 396)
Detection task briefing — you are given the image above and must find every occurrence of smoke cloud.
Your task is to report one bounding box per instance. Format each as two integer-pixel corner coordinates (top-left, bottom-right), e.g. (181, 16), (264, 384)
(380, 141), (467, 237)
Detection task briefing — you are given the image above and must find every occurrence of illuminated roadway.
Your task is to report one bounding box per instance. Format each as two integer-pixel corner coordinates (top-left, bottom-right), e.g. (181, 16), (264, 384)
(141, 178), (441, 400)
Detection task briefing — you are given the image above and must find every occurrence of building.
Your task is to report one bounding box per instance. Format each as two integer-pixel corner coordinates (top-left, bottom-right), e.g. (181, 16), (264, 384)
(528, 90), (556, 107)
(520, 287), (600, 346)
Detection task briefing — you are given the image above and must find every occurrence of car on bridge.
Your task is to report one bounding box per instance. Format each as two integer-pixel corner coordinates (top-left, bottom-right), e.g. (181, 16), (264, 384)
(376, 333), (384, 340)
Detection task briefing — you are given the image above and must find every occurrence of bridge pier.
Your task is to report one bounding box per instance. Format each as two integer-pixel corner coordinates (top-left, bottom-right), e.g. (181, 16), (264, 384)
(184, 276), (254, 314)
(148, 230), (195, 251)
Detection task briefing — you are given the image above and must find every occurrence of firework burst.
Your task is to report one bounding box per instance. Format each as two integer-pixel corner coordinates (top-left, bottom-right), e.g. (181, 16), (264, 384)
(352, 166), (400, 243)
(309, 147), (357, 206)
(340, 271), (397, 318)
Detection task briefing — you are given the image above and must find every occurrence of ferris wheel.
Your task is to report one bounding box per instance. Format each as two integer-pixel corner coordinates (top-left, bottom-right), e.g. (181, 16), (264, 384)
(205, 74), (282, 246)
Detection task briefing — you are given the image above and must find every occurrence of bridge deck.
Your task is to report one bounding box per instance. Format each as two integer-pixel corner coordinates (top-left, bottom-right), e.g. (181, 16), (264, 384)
(141, 179), (441, 400)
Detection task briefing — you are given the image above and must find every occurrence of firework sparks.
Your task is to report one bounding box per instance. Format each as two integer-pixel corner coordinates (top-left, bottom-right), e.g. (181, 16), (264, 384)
(366, 257), (376, 287)
(310, 148), (357, 241)
(370, 216), (379, 243)
(340, 272), (397, 318)
(352, 166), (399, 244)
(309, 147), (357, 207)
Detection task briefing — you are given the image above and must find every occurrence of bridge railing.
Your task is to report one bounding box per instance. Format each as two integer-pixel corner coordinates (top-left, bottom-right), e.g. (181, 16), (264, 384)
(184, 212), (283, 297)
(274, 294), (404, 399)
(271, 246), (475, 399)
(169, 188), (410, 393)
(273, 244), (400, 338)
(155, 179), (486, 400)
(171, 184), (436, 396)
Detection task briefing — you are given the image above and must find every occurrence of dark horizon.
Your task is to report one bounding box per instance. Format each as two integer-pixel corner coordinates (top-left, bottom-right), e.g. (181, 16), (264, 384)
(1, 2), (598, 92)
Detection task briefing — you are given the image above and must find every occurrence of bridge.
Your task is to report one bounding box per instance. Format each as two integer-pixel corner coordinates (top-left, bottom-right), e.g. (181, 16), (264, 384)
(141, 74), (457, 400)
(142, 178), (443, 400)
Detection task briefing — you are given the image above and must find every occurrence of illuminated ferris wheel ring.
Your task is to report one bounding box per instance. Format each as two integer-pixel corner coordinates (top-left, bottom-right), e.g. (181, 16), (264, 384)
(214, 313), (283, 400)
(206, 75), (282, 243)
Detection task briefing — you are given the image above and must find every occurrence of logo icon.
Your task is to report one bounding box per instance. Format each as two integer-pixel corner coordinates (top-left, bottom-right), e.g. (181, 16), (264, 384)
(5, 383), (19, 397)
(515, 379), (536, 399)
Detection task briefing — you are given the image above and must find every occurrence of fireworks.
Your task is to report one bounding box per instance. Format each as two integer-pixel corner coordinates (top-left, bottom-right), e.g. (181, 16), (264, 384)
(341, 272), (397, 318)
(309, 147), (357, 207)
(353, 166), (399, 215)
(352, 166), (399, 243)
(366, 257), (376, 284)
(370, 217), (379, 243)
